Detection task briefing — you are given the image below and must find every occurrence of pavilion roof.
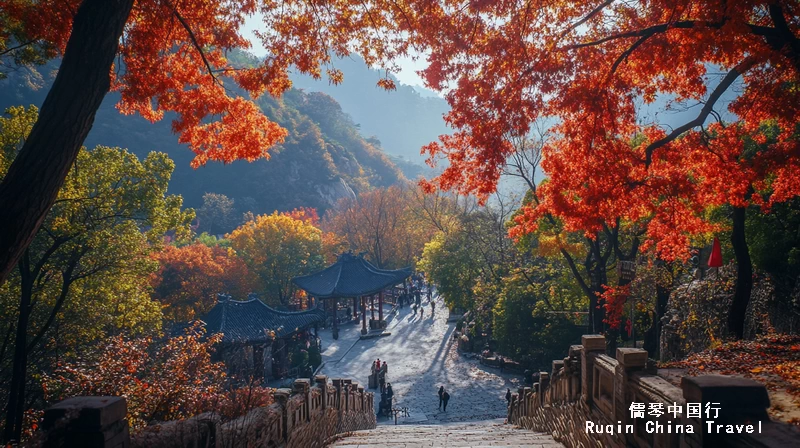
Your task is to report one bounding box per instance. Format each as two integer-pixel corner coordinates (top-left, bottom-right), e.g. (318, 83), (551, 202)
(202, 298), (326, 344)
(292, 252), (411, 299)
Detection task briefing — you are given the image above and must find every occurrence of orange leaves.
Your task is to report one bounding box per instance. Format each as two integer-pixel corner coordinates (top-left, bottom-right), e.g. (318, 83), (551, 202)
(662, 334), (800, 406)
(43, 322), (228, 430)
(4, 0), (433, 169)
(151, 243), (257, 321)
(414, 1), (800, 262)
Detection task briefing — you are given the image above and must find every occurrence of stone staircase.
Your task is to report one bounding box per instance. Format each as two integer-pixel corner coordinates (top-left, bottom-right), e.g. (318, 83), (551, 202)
(329, 419), (563, 447)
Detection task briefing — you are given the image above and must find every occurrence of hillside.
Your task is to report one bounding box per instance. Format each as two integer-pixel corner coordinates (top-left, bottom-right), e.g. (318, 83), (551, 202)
(290, 55), (451, 165)
(0, 61), (406, 221)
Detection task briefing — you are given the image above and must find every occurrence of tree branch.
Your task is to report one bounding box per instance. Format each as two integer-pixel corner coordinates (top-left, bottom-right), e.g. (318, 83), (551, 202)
(559, 0), (615, 41)
(170, 3), (222, 87)
(643, 57), (755, 165)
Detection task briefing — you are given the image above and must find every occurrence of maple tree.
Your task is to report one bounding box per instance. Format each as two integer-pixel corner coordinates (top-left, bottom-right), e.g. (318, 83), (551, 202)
(414, 1), (799, 340)
(151, 243), (258, 321)
(0, 0), (418, 291)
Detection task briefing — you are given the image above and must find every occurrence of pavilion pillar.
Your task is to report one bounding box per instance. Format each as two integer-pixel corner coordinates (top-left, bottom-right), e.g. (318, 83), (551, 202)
(332, 298), (339, 340)
(361, 296), (367, 334)
(353, 297), (358, 319)
(370, 295), (375, 320)
(379, 291), (384, 322)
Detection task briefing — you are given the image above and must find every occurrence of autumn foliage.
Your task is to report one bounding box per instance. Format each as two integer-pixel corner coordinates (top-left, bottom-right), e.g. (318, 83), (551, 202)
(42, 323), (226, 430)
(408, 1), (800, 261)
(0, 0), (421, 168)
(150, 243), (258, 321)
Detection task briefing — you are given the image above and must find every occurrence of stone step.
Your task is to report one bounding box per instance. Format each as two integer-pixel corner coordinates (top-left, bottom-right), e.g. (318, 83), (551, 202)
(330, 420), (563, 447)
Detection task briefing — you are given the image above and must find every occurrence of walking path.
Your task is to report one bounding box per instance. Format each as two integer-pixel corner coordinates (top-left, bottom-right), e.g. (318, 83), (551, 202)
(319, 295), (523, 424)
(330, 419), (563, 447)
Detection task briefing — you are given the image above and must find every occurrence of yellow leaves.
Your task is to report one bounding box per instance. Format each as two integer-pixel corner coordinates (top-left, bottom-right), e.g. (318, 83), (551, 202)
(536, 231), (583, 257)
(228, 211), (324, 305)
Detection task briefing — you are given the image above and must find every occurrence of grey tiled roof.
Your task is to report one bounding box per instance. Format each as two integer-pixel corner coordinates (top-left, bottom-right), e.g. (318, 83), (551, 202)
(292, 253), (411, 299)
(202, 299), (326, 344)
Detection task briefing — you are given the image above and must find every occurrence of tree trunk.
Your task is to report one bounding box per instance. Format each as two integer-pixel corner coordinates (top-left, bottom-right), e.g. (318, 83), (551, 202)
(644, 276), (671, 358)
(0, 0), (135, 286)
(729, 206), (753, 339)
(4, 256), (33, 442)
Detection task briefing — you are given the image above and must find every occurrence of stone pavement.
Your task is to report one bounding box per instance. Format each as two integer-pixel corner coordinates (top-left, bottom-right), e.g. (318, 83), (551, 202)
(330, 419), (563, 447)
(320, 296), (525, 425)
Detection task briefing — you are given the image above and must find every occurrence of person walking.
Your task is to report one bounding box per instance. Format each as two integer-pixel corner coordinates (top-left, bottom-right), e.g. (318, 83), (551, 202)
(419, 305), (424, 319)
(438, 386), (444, 410)
(431, 300), (435, 317)
(442, 390), (450, 412)
(505, 388), (512, 405)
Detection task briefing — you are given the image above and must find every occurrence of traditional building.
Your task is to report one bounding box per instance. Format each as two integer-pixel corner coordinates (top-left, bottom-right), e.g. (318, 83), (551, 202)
(292, 252), (411, 338)
(202, 294), (326, 381)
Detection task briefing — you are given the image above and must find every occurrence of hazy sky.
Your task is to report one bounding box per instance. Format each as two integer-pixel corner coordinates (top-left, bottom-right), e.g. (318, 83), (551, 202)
(241, 14), (428, 87)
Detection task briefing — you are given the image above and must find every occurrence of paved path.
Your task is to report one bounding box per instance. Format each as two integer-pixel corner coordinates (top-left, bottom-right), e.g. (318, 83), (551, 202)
(330, 419), (563, 447)
(319, 296), (524, 425)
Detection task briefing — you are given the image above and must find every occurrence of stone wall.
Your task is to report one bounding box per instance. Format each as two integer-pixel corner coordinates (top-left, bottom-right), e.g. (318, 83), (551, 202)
(508, 335), (798, 448)
(39, 375), (375, 448)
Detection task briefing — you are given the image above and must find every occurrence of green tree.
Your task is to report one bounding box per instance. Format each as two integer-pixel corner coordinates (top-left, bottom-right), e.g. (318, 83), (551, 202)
(197, 192), (237, 235)
(418, 231), (480, 311)
(0, 106), (193, 440)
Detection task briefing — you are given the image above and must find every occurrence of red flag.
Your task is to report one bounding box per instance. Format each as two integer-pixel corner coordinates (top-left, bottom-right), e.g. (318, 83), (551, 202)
(708, 237), (723, 268)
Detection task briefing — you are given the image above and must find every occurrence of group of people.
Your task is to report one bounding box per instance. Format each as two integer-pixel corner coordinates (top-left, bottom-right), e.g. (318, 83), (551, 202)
(371, 358), (389, 391)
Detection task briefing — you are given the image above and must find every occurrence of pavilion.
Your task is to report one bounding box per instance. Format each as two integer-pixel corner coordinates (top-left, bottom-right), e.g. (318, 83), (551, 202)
(292, 252), (412, 337)
(202, 294), (326, 381)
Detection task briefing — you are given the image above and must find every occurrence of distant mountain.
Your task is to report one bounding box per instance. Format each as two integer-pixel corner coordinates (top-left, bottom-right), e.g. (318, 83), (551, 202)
(0, 59), (406, 221)
(290, 55), (451, 164)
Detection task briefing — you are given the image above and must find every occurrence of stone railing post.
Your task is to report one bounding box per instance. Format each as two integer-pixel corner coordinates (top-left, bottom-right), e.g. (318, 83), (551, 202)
(552, 360), (564, 402)
(615, 347), (647, 444)
(355, 384), (364, 412)
(43, 396), (129, 448)
(568, 345), (582, 401)
(580, 335), (605, 406)
(315, 375), (328, 410)
(332, 378), (344, 410)
(539, 372), (550, 406)
(274, 388), (291, 442)
(293, 378), (311, 422)
(682, 375), (771, 447)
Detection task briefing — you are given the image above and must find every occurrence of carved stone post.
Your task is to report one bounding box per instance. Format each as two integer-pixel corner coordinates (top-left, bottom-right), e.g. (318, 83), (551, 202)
(581, 334), (605, 406)
(43, 396), (129, 448)
(539, 372), (550, 406)
(682, 375), (771, 447)
(274, 388), (291, 443)
(315, 375), (328, 411)
(615, 347), (647, 442)
(552, 360), (564, 403)
(293, 378), (311, 422)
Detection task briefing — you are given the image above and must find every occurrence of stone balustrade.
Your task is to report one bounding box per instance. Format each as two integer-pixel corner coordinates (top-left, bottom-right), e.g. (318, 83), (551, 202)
(508, 335), (798, 448)
(38, 375), (376, 448)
